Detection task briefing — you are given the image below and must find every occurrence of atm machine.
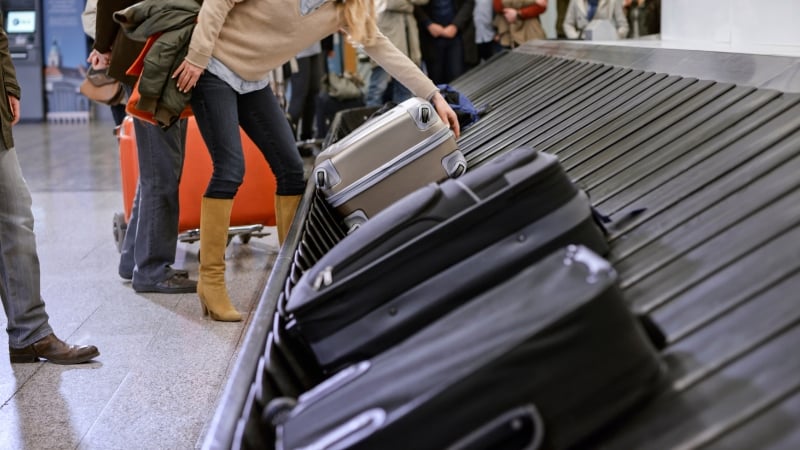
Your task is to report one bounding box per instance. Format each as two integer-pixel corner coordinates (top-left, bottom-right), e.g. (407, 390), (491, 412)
(1, 0), (44, 122)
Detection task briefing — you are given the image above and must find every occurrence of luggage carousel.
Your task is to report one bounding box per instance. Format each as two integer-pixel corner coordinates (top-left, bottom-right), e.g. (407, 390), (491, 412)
(203, 40), (800, 449)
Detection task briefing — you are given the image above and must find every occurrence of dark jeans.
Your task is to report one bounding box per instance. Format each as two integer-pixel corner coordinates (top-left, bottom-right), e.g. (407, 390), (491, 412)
(120, 117), (187, 285)
(476, 41), (503, 63)
(118, 83), (189, 285)
(288, 53), (324, 140)
(110, 103), (127, 126)
(425, 37), (465, 85)
(190, 72), (305, 198)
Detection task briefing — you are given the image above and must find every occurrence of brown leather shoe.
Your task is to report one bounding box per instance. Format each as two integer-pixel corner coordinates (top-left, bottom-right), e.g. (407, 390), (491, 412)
(9, 333), (100, 365)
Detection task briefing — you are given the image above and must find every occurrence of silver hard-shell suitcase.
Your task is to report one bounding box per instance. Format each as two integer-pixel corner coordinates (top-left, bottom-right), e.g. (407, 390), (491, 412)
(313, 97), (466, 231)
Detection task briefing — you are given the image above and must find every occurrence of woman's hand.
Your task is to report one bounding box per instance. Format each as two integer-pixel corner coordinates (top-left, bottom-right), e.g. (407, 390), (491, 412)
(87, 49), (111, 70)
(431, 92), (460, 139)
(172, 60), (205, 93)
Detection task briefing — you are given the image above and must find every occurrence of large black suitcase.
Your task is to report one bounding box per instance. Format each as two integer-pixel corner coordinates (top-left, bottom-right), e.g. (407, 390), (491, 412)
(272, 246), (666, 450)
(284, 146), (609, 369)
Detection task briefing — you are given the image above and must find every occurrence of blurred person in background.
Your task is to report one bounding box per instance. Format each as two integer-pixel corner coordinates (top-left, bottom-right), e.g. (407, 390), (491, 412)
(492, 0), (547, 49)
(2, 15), (99, 365)
(287, 41), (324, 150)
(365, 0), (426, 106)
(473, 0), (502, 62)
(415, 0), (477, 84)
(563, 0), (628, 40)
(623, 0), (660, 38)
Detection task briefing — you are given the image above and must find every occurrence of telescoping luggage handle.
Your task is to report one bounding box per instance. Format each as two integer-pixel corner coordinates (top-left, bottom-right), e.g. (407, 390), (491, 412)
(446, 405), (544, 450)
(281, 404), (545, 450)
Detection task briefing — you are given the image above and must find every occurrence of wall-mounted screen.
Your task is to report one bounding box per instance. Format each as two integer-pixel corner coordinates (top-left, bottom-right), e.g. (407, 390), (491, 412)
(6, 11), (36, 34)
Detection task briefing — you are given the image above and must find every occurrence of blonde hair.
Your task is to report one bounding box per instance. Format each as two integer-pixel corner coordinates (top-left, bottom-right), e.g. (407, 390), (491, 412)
(337, 0), (378, 46)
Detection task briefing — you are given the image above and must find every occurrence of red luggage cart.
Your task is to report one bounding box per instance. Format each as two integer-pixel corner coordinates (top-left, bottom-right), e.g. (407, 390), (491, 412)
(113, 116), (277, 251)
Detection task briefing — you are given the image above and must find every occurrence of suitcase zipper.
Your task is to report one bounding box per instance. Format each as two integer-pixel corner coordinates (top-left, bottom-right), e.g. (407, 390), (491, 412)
(325, 127), (455, 208)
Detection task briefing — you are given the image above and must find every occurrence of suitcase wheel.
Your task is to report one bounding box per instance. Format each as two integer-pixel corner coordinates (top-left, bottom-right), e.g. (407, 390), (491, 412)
(443, 151), (468, 178)
(343, 210), (368, 234)
(263, 396), (297, 427)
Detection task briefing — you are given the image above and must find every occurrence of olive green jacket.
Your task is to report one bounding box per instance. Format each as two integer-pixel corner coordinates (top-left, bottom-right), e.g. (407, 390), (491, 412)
(0, 16), (21, 149)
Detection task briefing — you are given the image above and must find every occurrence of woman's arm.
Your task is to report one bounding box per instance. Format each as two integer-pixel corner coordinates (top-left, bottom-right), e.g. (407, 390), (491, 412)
(185, 0), (237, 70)
(176, 0), (238, 93)
(361, 30), (460, 137)
(82, 0), (98, 39)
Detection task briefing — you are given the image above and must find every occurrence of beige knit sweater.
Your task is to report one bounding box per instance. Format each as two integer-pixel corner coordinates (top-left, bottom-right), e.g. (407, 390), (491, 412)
(186, 0), (438, 100)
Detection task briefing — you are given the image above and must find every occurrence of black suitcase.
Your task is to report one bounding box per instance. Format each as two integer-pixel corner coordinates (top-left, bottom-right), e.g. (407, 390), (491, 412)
(285, 146), (608, 368)
(272, 246), (666, 450)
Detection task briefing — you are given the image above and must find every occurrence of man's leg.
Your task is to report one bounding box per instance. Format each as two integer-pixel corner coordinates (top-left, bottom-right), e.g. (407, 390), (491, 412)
(129, 118), (196, 293)
(0, 145), (52, 347)
(0, 144), (100, 364)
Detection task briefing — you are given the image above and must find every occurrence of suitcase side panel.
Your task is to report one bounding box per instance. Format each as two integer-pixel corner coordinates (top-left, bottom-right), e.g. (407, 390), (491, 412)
(332, 136), (461, 221)
(315, 99), (445, 200)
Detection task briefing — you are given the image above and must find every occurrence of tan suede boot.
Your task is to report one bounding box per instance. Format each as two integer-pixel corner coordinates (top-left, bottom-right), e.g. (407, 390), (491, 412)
(275, 194), (302, 246)
(197, 197), (242, 322)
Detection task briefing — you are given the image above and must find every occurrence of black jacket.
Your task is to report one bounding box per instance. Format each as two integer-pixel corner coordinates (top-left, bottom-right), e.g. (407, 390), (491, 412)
(94, 0), (146, 87)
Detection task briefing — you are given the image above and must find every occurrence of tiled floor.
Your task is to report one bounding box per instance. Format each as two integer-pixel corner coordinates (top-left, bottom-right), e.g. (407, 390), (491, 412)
(0, 112), (279, 449)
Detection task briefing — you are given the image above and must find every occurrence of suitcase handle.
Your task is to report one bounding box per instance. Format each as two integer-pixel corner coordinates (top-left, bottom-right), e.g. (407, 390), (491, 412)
(287, 408), (386, 450)
(447, 405), (544, 450)
(564, 244), (612, 283)
(420, 105), (431, 123)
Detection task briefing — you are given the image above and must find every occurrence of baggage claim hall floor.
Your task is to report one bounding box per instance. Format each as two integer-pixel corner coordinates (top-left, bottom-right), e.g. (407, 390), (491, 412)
(0, 116), (279, 449)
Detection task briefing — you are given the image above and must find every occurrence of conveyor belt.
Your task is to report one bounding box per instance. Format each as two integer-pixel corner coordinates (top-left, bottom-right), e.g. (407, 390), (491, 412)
(202, 42), (800, 450)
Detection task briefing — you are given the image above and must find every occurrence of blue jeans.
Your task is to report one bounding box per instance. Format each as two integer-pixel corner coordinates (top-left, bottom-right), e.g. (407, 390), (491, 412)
(365, 66), (413, 107)
(190, 72), (305, 198)
(0, 143), (53, 347)
(118, 116), (187, 285)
